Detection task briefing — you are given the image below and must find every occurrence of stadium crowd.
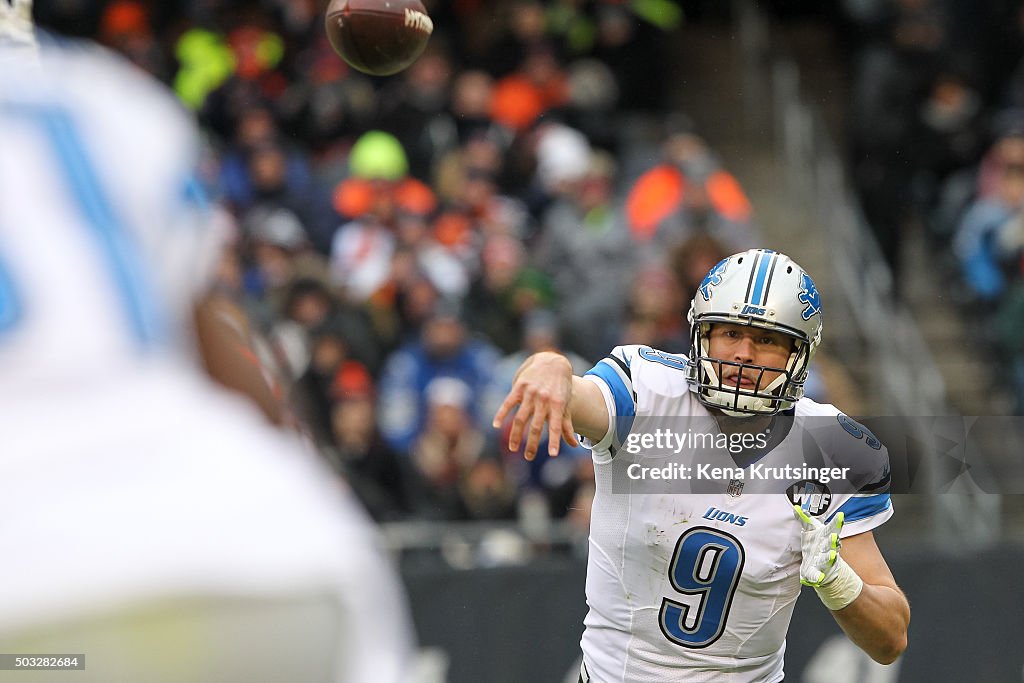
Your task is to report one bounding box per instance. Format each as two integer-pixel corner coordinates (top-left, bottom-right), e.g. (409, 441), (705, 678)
(26, 0), (782, 529)
(42, 0), (1024, 527)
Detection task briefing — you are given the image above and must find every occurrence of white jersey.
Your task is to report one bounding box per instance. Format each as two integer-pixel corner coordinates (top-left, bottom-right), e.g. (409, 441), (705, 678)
(0, 38), (221, 387)
(0, 369), (414, 683)
(581, 345), (892, 683)
(0, 40), (413, 682)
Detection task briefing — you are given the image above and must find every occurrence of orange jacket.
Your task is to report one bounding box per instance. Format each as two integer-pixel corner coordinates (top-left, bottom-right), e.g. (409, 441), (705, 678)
(625, 164), (752, 240)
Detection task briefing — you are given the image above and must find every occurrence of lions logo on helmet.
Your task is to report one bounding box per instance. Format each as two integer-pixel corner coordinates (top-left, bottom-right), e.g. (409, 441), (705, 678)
(798, 272), (821, 321)
(686, 249), (823, 416)
(698, 258), (729, 302)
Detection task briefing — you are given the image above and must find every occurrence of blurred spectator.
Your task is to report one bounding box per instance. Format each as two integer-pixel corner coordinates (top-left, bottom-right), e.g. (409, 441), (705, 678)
(847, 0), (949, 274)
(270, 276), (337, 379)
(626, 127), (759, 256)
(377, 42), (458, 179)
(563, 57), (620, 148)
(293, 310), (382, 445)
(909, 62), (987, 220)
(465, 235), (554, 353)
(670, 233), (734, 306)
(377, 299), (501, 454)
(435, 134), (526, 231)
(448, 70), (502, 144)
(325, 365), (412, 521)
(459, 457), (519, 521)
(618, 262), (691, 353)
(953, 157), (1024, 303)
(408, 377), (490, 519)
(590, 2), (678, 112)
(535, 148), (634, 359)
(240, 206), (329, 321)
(329, 131), (468, 304)
(530, 121), (592, 212)
(489, 41), (570, 135)
(98, 0), (169, 80)
(928, 116), (1024, 246)
(219, 109), (338, 251)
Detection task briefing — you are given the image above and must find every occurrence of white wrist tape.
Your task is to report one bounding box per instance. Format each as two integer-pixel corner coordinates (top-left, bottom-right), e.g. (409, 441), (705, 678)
(814, 556), (863, 611)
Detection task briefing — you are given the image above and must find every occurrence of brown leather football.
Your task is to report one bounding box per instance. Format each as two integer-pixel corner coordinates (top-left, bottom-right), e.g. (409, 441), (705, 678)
(325, 0), (433, 77)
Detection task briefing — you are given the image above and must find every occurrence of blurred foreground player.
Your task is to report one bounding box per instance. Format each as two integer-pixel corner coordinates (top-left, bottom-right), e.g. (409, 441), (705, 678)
(495, 249), (909, 682)
(0, 5), (413, 682)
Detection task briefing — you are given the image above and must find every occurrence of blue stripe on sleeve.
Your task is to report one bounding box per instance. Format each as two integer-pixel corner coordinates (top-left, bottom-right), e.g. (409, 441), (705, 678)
(833, 493), (891, 523)
(585, 361), (636, 420)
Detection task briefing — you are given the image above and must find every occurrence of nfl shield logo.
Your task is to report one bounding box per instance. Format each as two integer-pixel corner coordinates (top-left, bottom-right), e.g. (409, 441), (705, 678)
(727, 479), (744, 498)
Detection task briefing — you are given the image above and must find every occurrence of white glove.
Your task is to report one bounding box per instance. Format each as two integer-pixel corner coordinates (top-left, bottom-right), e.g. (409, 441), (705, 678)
(793, 504), (863, 611)
(0, 0), (37, 51)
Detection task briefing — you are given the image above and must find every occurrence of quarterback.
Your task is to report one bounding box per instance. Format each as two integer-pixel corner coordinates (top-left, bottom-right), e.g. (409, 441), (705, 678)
(494, 249), (909, 682)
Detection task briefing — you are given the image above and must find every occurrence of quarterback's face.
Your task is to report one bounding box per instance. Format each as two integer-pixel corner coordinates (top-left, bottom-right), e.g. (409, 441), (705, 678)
(706, 323), (793, 390)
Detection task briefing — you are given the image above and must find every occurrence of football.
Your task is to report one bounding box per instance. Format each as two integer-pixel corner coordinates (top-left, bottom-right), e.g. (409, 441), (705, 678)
(325, 0), (433, 77)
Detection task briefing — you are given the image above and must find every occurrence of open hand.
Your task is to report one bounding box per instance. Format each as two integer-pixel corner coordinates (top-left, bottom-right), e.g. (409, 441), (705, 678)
(492, 352), (580, 460)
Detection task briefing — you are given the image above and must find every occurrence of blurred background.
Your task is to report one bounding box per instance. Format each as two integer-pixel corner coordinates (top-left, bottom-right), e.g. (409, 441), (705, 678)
(28, 0), (1024, 680)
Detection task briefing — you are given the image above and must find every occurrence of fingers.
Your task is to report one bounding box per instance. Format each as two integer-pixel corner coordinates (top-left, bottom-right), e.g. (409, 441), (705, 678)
(494, 379), (577, 461)
(792, 504), (815, 526)
(506, 386), (546, 461)
(523, 395), (548, 461)
(507, 391), (534, 454)
(562, 414), (580, 448)
(492, 385), (523, 430)
(547, 396), (567, 457)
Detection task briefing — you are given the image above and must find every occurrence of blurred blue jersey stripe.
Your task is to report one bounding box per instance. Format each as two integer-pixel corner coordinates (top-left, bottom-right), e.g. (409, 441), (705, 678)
(17, 105), (165, 346)
(0, 251), (21, 333)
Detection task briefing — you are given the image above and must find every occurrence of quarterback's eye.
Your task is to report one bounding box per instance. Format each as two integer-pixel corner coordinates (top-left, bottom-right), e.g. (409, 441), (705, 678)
(759, 335), (780, 345)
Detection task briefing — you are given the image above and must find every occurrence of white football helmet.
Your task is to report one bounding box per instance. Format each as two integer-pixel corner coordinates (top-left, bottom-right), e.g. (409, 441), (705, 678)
(686, 248), (823, 416)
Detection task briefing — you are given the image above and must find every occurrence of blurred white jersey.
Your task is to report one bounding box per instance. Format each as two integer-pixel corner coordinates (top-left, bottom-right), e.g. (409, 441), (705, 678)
(0, 37), (220, 385)
(0, 40), (413, 682)
(581, 345), (892, 683)
(0, 370), (413, 683)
